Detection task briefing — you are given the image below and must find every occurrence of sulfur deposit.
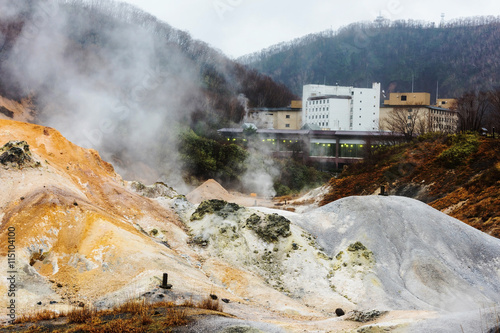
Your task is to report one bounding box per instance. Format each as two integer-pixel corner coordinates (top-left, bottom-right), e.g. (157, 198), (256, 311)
(1, 119), (500, 332)
(0, 120), (196, 309)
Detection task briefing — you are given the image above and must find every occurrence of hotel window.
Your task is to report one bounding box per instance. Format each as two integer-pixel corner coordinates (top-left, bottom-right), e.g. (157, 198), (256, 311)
(285, 124), (290, 128)
(286, 115), (290, 119)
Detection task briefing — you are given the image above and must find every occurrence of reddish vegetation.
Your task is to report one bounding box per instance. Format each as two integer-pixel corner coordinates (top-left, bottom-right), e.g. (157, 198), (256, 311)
(321, 135), (500, 238)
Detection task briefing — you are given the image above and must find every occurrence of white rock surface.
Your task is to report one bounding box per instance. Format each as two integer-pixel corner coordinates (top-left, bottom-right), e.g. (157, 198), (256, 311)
(294, 195), (500, 312)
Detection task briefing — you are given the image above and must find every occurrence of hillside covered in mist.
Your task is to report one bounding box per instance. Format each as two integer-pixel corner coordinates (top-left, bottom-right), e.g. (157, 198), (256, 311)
(0, 0), (295, 188)
(240, 17), (500, 98)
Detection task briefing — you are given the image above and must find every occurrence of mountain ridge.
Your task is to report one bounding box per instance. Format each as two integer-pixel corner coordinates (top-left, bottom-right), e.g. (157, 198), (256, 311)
(241, 17), (500, 99)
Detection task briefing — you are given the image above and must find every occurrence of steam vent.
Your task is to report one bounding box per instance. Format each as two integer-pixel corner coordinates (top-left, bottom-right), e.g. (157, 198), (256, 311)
(0, 1), (500, 330)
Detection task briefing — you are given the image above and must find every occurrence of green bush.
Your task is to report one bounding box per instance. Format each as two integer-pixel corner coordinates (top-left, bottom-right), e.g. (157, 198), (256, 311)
(417, 131), (447, 142)
(178, 130), (248, 183)
(178, 130), (330, 196)
(273, 159), (330, 196)
(274, 183), (291, 197)
(438, 133), (479, 168)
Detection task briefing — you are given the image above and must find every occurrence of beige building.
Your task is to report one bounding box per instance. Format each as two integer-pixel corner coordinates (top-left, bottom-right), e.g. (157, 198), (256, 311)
(384, 92), (431, 106)
(380, 93), (458, 135)
(435, 98), (457, 109)
(248, 101), (302, 130)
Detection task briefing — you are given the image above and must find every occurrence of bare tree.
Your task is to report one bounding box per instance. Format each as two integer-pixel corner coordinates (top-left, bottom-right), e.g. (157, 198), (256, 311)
(383, 106), (426, 141)
(455, 90), (490, 132)
(488, 88), (500, 131)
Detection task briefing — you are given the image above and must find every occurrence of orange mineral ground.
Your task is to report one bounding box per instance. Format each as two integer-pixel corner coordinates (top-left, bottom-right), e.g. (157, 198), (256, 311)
(0, 119), (230, 310)
(0, 120), (335, 332)
(2, 119), (499, 332)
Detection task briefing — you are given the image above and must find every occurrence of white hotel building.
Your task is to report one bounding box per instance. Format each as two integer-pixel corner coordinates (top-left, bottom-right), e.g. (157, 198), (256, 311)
(302, 82), (381, 131)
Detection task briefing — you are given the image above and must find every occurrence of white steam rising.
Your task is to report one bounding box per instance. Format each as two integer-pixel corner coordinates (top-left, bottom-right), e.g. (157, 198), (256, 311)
(2, 0), (205, 191)
(1, 0), (282, 196)
(240, 143), (280, 197)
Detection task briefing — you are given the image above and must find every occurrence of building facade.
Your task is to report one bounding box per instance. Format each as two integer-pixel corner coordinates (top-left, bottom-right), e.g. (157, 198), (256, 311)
(384, 92), (431, 106)
(302, 83), (381, 131)
(248, 101), (302, 130)
(218, 127), (403, 169)
(435, 98), (457, 109)
(380, 92), (459, 135)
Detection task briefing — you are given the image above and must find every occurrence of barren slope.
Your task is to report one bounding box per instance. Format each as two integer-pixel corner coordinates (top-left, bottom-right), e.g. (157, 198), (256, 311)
(0, 119), (209, 308)
(1, 120), (499, 332)
(0, 120), (337, 332)
(321, 134), (500, 238)
(296, 196), (500, 311)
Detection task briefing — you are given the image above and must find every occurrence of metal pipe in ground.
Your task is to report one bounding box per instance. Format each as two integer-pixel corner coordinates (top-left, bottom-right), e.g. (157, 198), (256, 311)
(160, 273), (172, 289)
(379, 186), (388, 196)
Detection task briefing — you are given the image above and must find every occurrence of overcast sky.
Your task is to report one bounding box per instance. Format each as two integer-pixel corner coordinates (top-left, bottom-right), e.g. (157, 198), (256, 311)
(121, 0), (500, 58)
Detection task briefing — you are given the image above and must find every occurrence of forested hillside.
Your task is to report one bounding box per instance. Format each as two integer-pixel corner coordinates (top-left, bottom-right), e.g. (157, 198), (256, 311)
(240, 17), (500, 99)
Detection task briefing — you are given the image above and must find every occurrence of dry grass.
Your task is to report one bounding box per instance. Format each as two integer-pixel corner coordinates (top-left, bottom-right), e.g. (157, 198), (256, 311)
(9, 294), (225, 332)
(23, 326), (45, 333)
(155, 300), (176, 308)
(83, 318), (145, 333)
(178, 295), (223, 312)
(197, 297), (223, 312)
(113, 299), (149, 315)
(67, 306), (96, 324)
(139, 310), (153, 326)
(164, 308), (188, 327)
(178, 298), (195, 308)
(14, 309), (61, 324)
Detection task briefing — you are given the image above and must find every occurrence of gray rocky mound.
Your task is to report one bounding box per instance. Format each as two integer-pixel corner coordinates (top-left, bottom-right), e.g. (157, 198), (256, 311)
(295, 195), (500, 312)
(0, 140), (40, 168)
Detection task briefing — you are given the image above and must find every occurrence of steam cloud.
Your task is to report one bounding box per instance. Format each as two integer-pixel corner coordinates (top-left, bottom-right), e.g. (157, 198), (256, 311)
(1, 0), (282, 196)
(1, 0), (212, 192)
(240, 146), (279, 197)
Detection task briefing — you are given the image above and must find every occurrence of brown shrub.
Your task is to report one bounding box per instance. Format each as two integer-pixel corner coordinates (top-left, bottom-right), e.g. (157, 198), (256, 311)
(113, 299), (150, 315)
(67, 307), (95, 324)
(164, 308), (188, 327)
(14, 310), (60, 324)
(197, 297), (223, 312)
